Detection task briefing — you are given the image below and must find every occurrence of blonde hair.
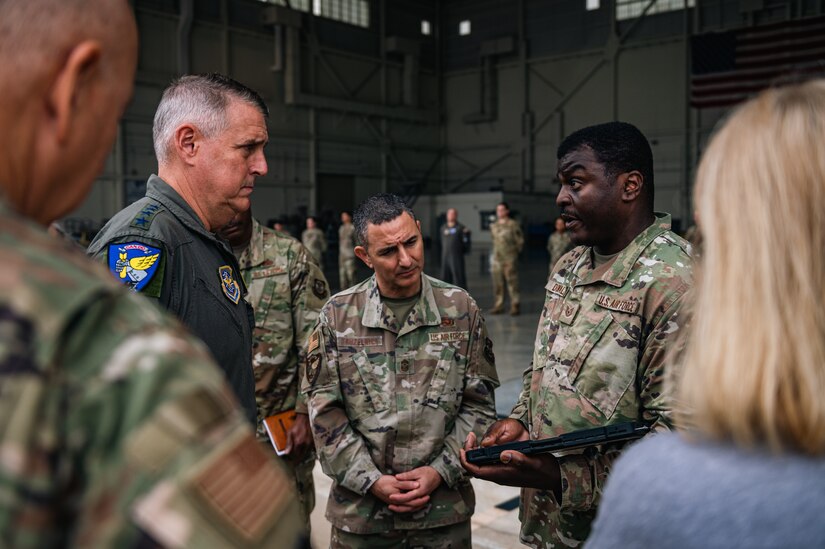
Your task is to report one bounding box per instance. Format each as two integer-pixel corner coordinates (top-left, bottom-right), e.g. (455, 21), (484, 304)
(679, 79), (825, 455)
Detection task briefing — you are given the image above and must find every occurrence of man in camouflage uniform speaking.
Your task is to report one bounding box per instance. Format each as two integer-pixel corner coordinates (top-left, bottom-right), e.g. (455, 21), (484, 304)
(461, 122), (693, 548)
(220, 206), (330, 533)
(0, 0), (305, 546)
(303, 193), (500, 548)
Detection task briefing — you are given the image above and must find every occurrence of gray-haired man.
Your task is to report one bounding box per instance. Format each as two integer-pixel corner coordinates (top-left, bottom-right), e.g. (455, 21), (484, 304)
(89, 73), (269, 424)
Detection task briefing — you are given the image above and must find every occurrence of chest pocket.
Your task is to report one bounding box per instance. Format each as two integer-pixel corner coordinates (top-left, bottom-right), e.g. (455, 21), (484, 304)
(558, 307), (642, 420)
(350, 350), (390, 414)
(424, 345), (462, 411)
(248, 267), (289, 328)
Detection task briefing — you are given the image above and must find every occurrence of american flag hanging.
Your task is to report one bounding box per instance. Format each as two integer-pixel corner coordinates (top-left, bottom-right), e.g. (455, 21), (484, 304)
(690, 15), (825, 109)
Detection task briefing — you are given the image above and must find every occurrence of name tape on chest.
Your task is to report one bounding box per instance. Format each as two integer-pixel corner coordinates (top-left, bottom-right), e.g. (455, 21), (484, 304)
(548, 283), (569, 298)
(596, 294), (640, 314)
(251, 265), (287, 279)
(337, 336), (384, 347)
(428, 331), (469, 343)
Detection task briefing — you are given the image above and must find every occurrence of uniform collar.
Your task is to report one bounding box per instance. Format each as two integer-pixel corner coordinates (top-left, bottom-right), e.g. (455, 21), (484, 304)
(145, 174), (233, 255)
(361, 273), (441, 336)
(237, 217), (266, 269)
(573, 212), (672, 288)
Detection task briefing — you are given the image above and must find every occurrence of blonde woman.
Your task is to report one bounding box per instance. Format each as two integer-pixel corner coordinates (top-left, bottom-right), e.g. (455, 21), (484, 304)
(586, 80), (825, 548)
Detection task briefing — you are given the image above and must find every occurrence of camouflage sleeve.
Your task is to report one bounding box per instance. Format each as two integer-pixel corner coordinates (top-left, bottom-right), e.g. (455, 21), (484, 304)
(302, 314), (383, 495)
(507, 362), (533, 429)
(289, 244), (330, 415)
(428, 307), (499, 488)
(554, 286), (688, 512)
(60, 294), (304, 547)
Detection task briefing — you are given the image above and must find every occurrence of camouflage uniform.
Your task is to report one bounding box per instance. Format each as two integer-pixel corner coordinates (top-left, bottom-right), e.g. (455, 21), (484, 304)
(509, 213), (692, 548)
(338, 223), (357, 289)
(301, 227), (327, 267)
(234, 217), (330, 532)
(547, 231), (573, 276)
(0, 200), (305, 547)
(302, 274), (499, 543)
(490, 218), (523, 311)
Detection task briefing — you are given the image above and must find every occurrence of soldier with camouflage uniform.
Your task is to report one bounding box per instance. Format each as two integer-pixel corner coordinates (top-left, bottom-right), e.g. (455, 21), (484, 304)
(338, 211), (357, 289)
(547, 216), (574, 276)
(489, 202), (524, 316)
(461, 122), (692, 548)
(303, 193), (499, 548)
(0, 1), (305, 546)
(302, 216), (327, 267)
(220, 207), (331, 533)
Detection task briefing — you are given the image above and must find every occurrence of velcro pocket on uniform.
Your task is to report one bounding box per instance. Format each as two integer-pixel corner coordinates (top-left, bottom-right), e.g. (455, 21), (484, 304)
(351, 350), (389, 413)
(424, 346), (456, 408)
(567, 311), (640, 419)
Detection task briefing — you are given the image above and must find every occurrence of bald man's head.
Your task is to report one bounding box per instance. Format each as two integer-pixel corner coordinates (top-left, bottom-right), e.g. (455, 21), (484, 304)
(0, 0), (137, 224)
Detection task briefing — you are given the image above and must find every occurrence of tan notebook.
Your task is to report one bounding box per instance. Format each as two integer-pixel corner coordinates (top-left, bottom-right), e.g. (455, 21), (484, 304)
(262, 410), (296, 456)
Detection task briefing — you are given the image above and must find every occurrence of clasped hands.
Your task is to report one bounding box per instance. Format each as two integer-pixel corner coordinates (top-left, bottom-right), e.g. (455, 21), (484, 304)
(369, 466), (443, 514)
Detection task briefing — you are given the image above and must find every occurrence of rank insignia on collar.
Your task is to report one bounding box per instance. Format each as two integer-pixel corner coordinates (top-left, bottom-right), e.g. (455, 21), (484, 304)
(219, 265), (241, 304)
(108, 242), (161, 292)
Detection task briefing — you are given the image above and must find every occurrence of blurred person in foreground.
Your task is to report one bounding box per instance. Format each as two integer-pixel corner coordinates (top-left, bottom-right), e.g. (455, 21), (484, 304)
(0, 0), (305, 546)
(587, 81), (825, 549)
(219, 207), (330, 533)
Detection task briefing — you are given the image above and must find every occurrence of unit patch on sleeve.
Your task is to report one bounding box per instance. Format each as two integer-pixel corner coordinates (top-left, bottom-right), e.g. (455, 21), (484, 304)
(306, 353), (322, 386)
(108, 242), (162, 292)
(219, 265), (241, 304)
(483, 337), (495, 364)
(313, 279), (328, 299)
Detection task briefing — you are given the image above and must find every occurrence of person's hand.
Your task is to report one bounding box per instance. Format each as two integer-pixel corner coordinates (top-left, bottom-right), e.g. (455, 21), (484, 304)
(480, 418), (529, 447)
(369, 475), (421, 506)
(387, 466), (442, 514)
(284, 413), (313, 462)
(460, 431), (562, 501)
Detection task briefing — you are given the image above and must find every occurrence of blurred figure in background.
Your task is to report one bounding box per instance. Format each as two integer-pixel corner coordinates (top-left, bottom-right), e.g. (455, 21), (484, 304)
(338, 210), (357, 289)
(589, 81), (825, 548)
(302, 215), (327, 268)
(489, 202), (523, 315)
(546, 215), (573, 276)
(440, 207), (471, 290)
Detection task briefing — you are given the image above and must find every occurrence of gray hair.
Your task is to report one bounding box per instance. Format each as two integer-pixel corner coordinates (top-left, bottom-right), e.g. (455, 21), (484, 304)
(353, 193), (416, 249)
(152, 73), (269, 164)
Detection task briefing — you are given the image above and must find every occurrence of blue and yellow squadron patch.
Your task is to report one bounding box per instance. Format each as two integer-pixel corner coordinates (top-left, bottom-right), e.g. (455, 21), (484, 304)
(219, 265), (241, 304)
(108, 242), (161, 292)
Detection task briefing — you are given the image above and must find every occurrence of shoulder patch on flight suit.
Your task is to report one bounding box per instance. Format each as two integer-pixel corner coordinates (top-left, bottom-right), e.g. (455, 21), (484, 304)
(130, 203), (162, 230)
(219, 266), (241, 304)
(107, 242), (162, 294)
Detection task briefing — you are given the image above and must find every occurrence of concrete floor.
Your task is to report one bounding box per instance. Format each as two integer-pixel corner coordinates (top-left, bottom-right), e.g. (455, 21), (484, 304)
(310, 245), (550, 548)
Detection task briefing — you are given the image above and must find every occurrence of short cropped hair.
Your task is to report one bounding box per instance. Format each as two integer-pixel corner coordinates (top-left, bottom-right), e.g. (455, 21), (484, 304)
(153, 73), (269, 164)
(353, 193), (416, 249)
(557, 121), (654, 203)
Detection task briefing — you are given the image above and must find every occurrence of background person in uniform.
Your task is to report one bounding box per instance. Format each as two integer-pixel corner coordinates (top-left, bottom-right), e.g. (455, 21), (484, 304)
(220, 207), (330, 534)
(460, 122), (693, 548)
(0, 1), (306, 546)
(588, 81), (825, 549)
(302, 215), (327, 268)
(547, 215), (573, 276)
(338, 210), (357, 289)
(302, 193), (500, 549)
(88, 74), (269, 425)
(439, 207), (471, 290)
(489, 202), (523, 315)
